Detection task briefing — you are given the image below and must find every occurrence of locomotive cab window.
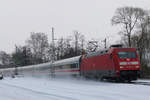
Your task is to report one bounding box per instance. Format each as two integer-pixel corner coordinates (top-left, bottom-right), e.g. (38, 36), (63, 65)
(118, 51), (137, 58)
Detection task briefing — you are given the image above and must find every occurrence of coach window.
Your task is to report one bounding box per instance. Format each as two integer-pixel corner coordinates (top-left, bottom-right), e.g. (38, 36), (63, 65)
(62, 65), (69, 69)
(71, 63), (77, 68)
(55, 66), (61, 70)
(76, 63), (79, 68)
(57, 66), (62, 70)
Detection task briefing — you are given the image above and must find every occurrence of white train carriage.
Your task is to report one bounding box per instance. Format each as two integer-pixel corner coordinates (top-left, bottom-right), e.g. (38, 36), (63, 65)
(17, 62), (51, 77)
(0, 68), (15, 77)
(0, 62), (52, 78)
(52, 56), (81, 76)
(0, 56), (81, 78)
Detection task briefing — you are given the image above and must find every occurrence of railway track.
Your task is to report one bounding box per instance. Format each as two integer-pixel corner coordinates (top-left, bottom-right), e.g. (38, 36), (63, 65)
(129, 81), (150, 86)
(101, 79), (150, 86)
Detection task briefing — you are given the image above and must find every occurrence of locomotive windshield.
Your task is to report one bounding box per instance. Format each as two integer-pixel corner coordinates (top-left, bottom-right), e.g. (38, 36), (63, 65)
(118, 51), (137, 58)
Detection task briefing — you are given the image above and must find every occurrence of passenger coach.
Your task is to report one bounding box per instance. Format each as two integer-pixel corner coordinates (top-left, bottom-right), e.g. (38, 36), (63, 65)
(51, 56), (81, 77)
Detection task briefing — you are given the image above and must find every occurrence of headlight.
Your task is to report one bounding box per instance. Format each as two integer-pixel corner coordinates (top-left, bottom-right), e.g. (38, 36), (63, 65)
(135, 66), (140, 68)
(120, 66), (124, 68)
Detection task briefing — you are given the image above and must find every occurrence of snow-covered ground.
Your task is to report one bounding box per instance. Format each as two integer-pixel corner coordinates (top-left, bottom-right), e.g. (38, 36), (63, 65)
(0, 77), (150, 100)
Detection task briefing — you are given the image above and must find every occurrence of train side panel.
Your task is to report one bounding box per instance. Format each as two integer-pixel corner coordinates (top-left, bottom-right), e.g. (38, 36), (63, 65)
(52, 56), (81, 77)
(0, 63), (51, 78)
(81, 53), (115, 78)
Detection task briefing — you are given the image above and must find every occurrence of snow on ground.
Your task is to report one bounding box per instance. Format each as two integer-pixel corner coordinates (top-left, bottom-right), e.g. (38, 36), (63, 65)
(0, 77), (150, 100)
(134, 79), (150, 83)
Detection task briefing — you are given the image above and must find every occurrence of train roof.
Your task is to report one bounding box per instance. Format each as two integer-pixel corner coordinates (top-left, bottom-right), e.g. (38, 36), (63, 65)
(85, 49), (108, 58)
(85, 44), (137, 58)
(53, 56), (81, 66)
(21, 62), (52, 69)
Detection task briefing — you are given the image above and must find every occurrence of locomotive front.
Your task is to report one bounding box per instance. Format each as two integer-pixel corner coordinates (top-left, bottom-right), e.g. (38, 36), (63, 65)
(112, 48), (141, 81)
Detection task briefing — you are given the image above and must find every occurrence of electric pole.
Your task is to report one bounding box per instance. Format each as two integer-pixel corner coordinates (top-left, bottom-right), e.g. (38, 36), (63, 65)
(74, 31), (78, 56)
(14, 45), (18, 76)
(50, 27), (55, 77)
(103, 38), (107, 49)
(52, 27), (55, 63)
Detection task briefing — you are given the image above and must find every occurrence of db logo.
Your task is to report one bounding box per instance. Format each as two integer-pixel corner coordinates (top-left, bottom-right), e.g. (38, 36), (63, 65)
(126, 59), (130, 61)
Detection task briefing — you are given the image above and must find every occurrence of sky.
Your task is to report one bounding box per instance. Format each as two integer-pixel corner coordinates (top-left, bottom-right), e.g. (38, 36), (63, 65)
(0, 0), (150, 53)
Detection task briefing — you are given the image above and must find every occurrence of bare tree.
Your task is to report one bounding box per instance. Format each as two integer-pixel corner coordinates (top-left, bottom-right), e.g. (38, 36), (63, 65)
(73, 31), (85, 55)
(131, 13), (150, 62)
(112, 7), (146, 47)
(55, 36), (75, 59)
(53, 31), (86, 60)
(55, 38), (65, 60)
(0, 51), (12, 67)
(26, 32), (49, 64)
(12, 45), (33, 66)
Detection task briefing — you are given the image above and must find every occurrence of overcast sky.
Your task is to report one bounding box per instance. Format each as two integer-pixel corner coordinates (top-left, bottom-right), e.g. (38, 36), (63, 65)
(0, 0), (150, 53)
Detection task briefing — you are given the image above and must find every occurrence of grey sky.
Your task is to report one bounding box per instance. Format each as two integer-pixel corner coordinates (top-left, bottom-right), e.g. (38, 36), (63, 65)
(0, 0), (149, 53)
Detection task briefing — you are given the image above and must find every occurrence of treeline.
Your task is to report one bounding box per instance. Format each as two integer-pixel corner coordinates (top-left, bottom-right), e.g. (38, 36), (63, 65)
(0, 31), (104, 68)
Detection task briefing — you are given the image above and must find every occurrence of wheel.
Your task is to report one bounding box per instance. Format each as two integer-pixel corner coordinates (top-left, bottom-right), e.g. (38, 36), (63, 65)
(0, 75), (3, 80)
(100, 76), (105, 81)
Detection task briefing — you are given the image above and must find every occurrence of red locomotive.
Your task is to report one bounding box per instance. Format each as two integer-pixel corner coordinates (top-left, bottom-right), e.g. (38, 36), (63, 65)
(52, 44), (141, 82)
(80, 44), (140, 82)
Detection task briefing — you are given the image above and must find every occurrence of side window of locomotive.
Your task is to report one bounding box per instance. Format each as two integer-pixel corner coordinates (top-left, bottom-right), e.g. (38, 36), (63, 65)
(71, 63), (78, 69)
(110, 54), (113, 59)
